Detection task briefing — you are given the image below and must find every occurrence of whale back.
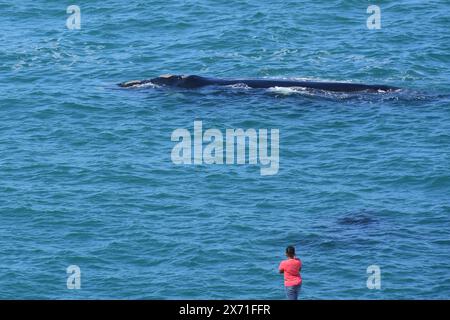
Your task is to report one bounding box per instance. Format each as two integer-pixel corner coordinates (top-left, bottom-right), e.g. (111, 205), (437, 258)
(119, 74), (400, 92)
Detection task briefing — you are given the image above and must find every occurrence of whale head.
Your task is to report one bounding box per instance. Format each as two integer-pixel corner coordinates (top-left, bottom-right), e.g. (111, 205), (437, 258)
(150, 74), (185, 86)
(150, 74), (209, 88)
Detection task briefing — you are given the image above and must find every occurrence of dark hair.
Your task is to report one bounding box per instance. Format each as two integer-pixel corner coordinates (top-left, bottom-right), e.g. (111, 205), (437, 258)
(286, 246), (296, 258)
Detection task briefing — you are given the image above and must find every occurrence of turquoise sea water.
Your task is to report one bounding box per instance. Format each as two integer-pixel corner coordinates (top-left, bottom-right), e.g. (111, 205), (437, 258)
(1, 1), (450, 299)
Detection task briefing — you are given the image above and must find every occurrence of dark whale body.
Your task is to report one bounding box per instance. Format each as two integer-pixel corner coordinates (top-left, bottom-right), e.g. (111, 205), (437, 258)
(119, 74), (399, 93)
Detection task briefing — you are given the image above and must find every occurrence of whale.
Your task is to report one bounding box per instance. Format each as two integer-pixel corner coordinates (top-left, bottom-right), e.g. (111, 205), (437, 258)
(118, 74), (400, 93)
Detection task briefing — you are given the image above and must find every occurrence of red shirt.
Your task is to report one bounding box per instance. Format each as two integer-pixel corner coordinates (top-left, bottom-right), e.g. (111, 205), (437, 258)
(279, 257), (302, 286)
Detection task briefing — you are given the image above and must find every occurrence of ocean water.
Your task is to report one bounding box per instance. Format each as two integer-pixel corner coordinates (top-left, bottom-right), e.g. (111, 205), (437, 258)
(1, 0), (450, 299)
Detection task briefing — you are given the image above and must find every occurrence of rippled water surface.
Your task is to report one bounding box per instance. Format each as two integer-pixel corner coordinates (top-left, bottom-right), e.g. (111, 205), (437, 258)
(1, 1), (450, 299)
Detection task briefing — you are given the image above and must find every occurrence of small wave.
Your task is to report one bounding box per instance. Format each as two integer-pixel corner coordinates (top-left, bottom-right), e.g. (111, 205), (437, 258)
(265, 86), (436, 102)
(267, 86), (310, 95)
(225, 83), (251, 89)
(267, 86), (356, 100)
(127, 82), (160, 89)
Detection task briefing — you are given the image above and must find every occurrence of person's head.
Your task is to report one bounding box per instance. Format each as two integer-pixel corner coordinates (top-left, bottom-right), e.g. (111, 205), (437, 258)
(286, 246), (296, 258)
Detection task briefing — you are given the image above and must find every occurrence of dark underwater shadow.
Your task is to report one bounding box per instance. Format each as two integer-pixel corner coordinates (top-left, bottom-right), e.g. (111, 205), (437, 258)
(336, 209), (379, 226)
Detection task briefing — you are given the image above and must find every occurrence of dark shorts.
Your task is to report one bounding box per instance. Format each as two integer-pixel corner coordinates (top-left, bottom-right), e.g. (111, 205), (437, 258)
(285, 284), (301, 300)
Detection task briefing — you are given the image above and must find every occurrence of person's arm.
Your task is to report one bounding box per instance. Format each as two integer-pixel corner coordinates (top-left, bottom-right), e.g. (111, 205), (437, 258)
(278, 261), (284, 274)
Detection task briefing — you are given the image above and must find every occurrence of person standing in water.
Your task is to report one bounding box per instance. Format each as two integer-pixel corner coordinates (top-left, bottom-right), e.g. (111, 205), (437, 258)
(278, 246), (302, 300)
